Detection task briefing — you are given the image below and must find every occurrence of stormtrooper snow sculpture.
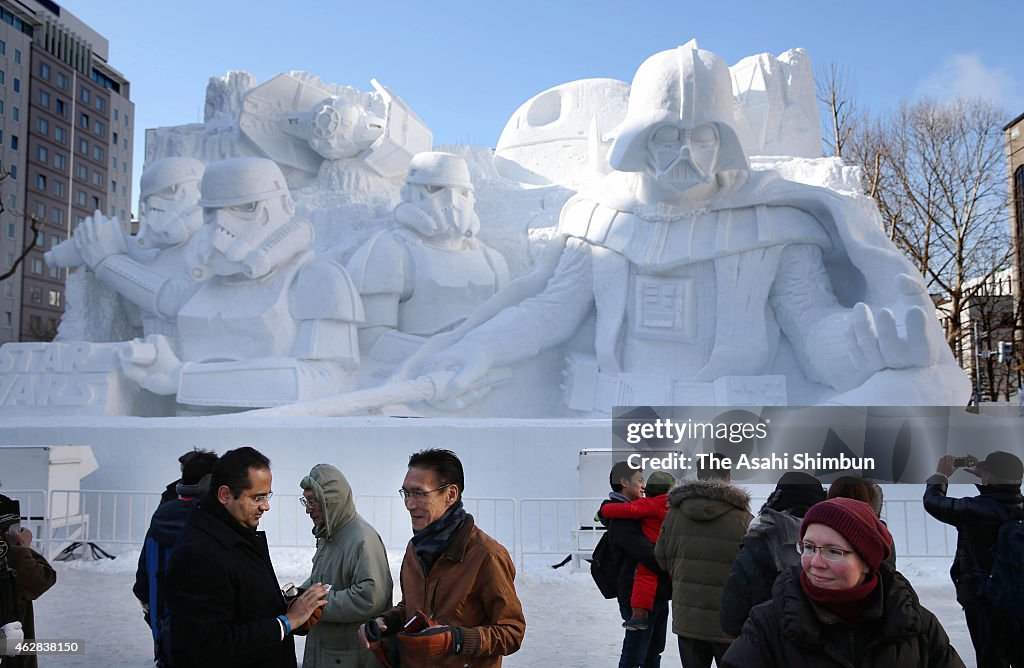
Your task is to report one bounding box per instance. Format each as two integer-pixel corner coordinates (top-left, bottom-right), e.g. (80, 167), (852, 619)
(412, 43), (970, 412)
(119, 157), (363, 410)
(346, 152), (510, 363)
(45, 157), (207, 341)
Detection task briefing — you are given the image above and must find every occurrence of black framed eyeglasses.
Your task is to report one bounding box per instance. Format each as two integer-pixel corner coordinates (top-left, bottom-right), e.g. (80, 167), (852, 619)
(398, 484), (452, 501)
(795, 541), (854, 562)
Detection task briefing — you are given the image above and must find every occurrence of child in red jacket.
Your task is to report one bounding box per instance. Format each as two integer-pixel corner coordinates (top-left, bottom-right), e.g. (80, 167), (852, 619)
(599, 470), (675, 630)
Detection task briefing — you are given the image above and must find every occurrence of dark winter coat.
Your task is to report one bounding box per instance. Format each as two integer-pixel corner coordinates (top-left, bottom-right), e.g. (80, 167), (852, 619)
(654, 479), (751, 642)
(721, 565), (966, 668)
(923, 474), (1024, 605)
(719, 507), (802, 637)
(4, 542), (56, 668)
(165, 499), (295, 668)
(599, 498), (672, 607)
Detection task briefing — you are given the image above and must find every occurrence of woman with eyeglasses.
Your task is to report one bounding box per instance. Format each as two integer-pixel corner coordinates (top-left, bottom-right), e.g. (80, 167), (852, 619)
(721, 497), (966, 668)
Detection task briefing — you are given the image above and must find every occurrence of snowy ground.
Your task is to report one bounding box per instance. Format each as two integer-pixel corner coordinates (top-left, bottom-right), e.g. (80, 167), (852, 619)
(31, 546), (976, 667)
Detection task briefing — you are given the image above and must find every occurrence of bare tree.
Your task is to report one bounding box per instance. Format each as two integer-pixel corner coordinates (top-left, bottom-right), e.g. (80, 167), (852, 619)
(816, 62), (856, 159)
(874, 99), (1011, 364)
(0, 163), (42, 282)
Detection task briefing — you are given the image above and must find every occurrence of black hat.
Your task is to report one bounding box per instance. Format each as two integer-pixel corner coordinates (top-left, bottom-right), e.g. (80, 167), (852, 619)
(976, 451), (1024, 483)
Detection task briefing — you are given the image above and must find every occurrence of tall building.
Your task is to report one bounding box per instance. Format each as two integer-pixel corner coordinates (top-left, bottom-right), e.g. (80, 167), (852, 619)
(1005, 112), (1024, 389)
(0, 0), (133, 344)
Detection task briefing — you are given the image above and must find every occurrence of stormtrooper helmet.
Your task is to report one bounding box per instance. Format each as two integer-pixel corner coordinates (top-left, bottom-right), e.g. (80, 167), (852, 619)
(196, 157), (301, 278)
(137, 157), (205, 248)
(394, 152), (479, 239)
(608, 42), (748, 190)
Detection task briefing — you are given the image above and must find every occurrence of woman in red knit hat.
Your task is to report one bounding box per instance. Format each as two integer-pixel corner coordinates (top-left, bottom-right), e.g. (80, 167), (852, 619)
(722, 497), (966, 667)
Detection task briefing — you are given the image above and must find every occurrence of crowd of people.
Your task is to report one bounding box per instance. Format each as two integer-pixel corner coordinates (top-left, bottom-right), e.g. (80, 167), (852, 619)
(132, 446), (524, 668)
(597, 452), (1024, 668)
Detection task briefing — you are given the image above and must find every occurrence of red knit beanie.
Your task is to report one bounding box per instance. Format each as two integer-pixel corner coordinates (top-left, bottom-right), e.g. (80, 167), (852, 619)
(800, 498), (892, 571)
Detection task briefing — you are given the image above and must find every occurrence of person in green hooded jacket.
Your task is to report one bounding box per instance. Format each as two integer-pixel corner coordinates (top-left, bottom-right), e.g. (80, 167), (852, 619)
(299, 464), (394, 667)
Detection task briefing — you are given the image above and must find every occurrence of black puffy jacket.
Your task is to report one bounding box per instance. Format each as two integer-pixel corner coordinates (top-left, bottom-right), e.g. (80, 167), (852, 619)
(599, 498), (671, 607)
(923, 474), (1023, 606)
(721, 565), (965, 668)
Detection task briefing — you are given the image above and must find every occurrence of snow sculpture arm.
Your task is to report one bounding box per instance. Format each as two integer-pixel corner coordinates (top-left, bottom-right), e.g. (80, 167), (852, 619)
(771, 242), (941, 392)
(119, 259), (365, 408)
(345, 231), (413, 352)
(423, 236), (595, 402)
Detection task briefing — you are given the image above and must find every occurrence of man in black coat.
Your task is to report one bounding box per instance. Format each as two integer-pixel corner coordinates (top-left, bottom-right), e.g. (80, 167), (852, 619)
(601, 462), (672, 668)
(134, 449), (218, 666)
(165, 446), (328, 667)
(924, 451), (1024, 668)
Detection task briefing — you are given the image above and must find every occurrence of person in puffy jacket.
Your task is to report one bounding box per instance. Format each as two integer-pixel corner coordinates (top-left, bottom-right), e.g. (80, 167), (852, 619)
(719, 471), (825, 637)
(722, 497), (965, 668)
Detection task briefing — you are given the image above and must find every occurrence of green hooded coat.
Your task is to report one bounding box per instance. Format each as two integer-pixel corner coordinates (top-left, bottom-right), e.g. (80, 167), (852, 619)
(300, 464), (394, 668)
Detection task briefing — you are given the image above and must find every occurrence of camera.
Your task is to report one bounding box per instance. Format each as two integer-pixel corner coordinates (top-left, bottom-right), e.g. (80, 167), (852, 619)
(403, 609), (431, 633)
(953, 456), (974, 469)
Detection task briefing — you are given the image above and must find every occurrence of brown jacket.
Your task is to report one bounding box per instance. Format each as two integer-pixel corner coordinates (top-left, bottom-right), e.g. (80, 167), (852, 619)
(380, 515), (525, 667)
(6, 542), (57, 668)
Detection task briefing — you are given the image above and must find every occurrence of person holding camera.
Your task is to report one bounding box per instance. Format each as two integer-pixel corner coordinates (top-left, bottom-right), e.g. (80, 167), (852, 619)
(357, 449), (525, 667)
(924, 451), (1024, 667)
(0, 495), (56, 668)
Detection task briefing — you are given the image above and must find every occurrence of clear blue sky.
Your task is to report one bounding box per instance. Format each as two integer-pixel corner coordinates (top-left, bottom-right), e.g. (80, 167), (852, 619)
(59, 0), (1024, 216)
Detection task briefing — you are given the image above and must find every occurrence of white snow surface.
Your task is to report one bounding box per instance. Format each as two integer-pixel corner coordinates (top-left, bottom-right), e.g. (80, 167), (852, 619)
(35, 547), (976, 667)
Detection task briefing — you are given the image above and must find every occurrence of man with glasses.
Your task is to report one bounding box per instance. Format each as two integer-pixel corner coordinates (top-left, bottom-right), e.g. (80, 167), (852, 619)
(296, 463), (392, 667)
(358, 448), (525, 667)
(165, 446), (329, 667)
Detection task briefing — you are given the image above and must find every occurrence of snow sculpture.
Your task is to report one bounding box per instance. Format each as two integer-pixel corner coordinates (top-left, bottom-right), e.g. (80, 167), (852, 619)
(347, 152), (510, 364)
(118, 157), (364, 412)
(45, 158), (207, 344)
(403, 42), (970, 413)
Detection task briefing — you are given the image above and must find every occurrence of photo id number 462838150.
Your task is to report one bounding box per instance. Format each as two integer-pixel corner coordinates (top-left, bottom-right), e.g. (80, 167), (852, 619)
(2, 640), (84, 655)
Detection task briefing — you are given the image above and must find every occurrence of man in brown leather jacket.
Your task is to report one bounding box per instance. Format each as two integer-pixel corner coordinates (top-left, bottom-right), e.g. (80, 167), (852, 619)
(358, 448), (525, 667)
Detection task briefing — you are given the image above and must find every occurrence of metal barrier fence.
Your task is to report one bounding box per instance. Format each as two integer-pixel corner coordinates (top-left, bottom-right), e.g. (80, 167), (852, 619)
(30, 490), (516, 559)
(6, 491), (956, 565)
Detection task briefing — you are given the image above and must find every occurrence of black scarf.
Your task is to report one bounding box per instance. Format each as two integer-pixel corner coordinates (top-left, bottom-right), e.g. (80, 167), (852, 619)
(411, 501), (467, 575)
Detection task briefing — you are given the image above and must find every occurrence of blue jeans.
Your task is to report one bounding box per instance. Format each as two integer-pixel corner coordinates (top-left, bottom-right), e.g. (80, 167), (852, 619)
(618, 599), (668, 668)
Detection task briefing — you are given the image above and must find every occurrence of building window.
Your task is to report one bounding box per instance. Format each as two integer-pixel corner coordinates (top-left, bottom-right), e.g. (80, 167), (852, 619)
(57, 73), (67, 90)
(35, 174), (46, 190)
(29, 315), (41, 331)
(34, 201), (45, 218)
(14, 48), (20, 64)
(55, 99), (66, 117)
(4, 312), (11, 328)
(4, 253), (12, 267)
(124, 114), (129, 127)
(75, 190), (86, 206)
(8, 166), (15, 179)
(5, 222), (13, 238)
(54, 126), (67, 144)
(54, 153), (66, 170)
(53, 180), (65, 197)
(78, 138), (88, 154)
(3, 283), (11, 298)
(38, 90), (49, 108)
(35, 145), (48, 162)
(93, 146), (104, 162)
(92, 196), (101, 210)
(79, 112), (89, 129)
(122, 185), (127, 197)
(94, 120), (104, 136)
(111, 156), (116, 169)
(39, 62), (50, 80)
(48, 264), (60, 279)
(95, 97), (106, 112)
(0, 99), (4, 114)
(111, 180), (117, 193)
(122, 161), (127, 174)
(36, 117), (48, 135)
(30, 287), (43, 304)
(50, 208), (63, 224)
(122, 138), (127, 150)
(34, 229), (44, 246)
(48, 290), (61, 307)
(113, 108), (119, 121)
(92, 170), (102, 186)
(76, 165), (87, 179)
(10, 135), (17, 150)
(0, 40), (5, 55)
(80, 87), (90, 103)
(13, 78), (19, 93)
(0, 70), (5, 86)
(112, 131), (118, 144)
(11, 106), (18, 122)
(31, 258), (43, 274)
